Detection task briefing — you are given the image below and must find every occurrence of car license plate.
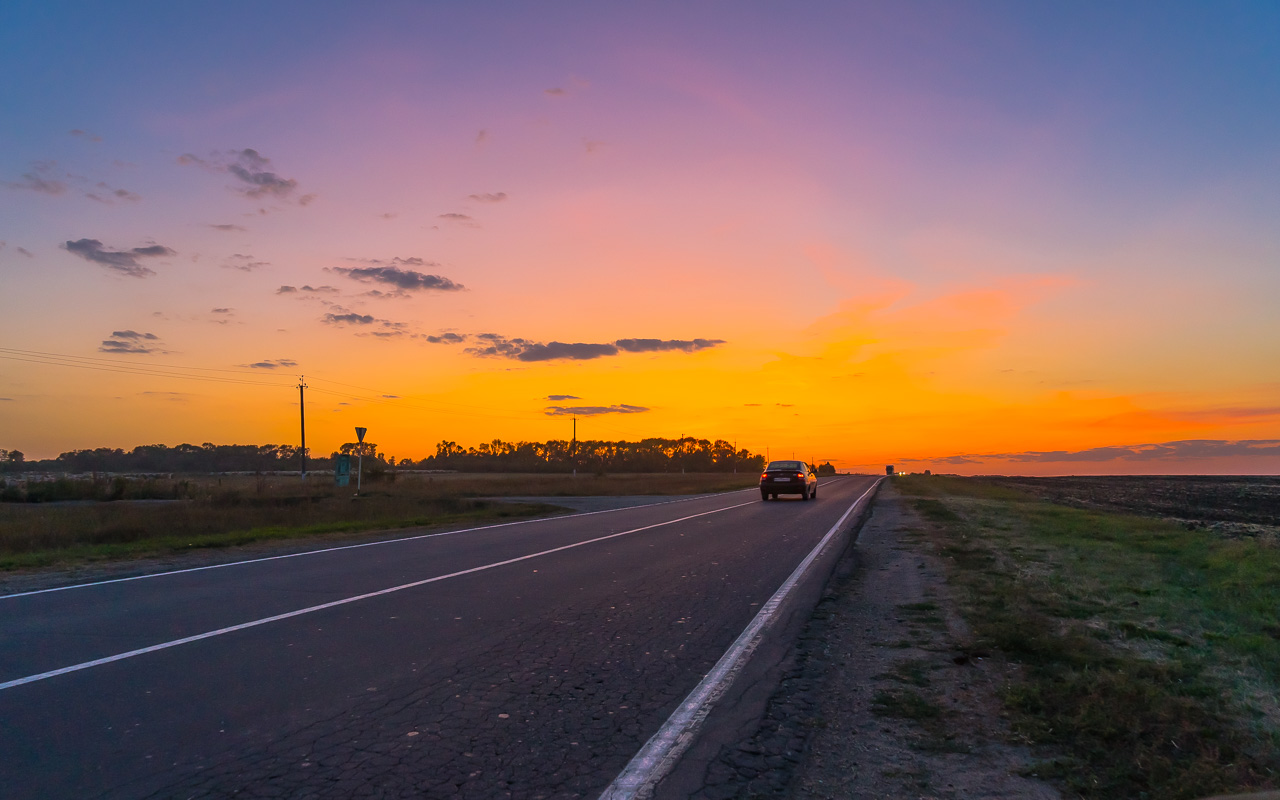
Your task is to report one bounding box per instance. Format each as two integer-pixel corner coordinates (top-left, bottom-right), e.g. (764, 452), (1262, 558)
(773, 477), (789, 481)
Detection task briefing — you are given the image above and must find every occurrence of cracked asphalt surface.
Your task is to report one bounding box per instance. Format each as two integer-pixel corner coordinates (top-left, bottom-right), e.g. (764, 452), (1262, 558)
(0, 476), (875, 799)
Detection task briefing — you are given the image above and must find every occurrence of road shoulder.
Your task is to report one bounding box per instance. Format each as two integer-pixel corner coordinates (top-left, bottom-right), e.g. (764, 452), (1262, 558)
(680, 482), (1060, 799)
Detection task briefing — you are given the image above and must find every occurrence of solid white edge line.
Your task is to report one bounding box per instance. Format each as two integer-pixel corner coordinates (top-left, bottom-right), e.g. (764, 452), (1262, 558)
(0, 486), (774, 601)
(598, 477), (883, 800)
(0, 499), (759, 692)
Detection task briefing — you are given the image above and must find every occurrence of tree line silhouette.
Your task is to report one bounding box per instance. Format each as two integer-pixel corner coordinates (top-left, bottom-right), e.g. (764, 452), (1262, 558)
(0, 438), (767, 475)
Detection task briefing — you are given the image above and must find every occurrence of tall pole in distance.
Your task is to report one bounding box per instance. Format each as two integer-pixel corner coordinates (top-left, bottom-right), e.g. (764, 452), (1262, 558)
(571, 415), (577, 476)
(298, 376), (307, 480)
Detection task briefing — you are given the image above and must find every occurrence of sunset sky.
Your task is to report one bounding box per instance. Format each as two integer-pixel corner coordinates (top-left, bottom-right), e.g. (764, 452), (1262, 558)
(2, 2), (1278, 473)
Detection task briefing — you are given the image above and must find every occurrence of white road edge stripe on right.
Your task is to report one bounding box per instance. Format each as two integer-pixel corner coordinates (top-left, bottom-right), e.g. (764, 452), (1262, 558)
(598, 477), (883, 800)
(0, 499), (757, 692)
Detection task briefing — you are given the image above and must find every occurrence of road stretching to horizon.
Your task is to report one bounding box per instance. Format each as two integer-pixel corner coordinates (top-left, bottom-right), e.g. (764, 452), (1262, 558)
(0, 476), (877, 799)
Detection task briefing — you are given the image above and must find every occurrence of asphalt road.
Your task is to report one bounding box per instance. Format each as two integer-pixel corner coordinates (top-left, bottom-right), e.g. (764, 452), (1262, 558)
(0, 476), (877, 799)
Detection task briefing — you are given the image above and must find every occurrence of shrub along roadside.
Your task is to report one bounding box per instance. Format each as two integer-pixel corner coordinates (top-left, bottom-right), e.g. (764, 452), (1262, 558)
(896, 475), (1280, 799)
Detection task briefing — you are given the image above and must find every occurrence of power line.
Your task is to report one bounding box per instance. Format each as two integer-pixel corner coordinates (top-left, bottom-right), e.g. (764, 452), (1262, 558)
(0, 347), (294, 378)
(0, 350), (293, 387)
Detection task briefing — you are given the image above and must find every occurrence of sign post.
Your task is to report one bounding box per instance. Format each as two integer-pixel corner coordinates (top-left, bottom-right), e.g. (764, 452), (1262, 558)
(355, 427), (367, 496)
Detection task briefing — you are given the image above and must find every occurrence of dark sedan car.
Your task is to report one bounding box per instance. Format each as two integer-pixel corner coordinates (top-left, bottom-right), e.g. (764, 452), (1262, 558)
(760, 460), (817, 501)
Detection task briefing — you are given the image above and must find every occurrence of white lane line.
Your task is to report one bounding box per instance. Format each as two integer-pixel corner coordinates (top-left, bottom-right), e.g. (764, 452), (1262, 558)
(0, 488), (761, 601)
(1, 478), (851, 601)
(598, 477), (883, 800)
(0, 499), (758, 692)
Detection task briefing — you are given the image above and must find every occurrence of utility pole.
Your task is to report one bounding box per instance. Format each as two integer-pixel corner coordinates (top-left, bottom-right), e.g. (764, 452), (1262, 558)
(298, 376), (307, 480)
(571, 415), (577, 476)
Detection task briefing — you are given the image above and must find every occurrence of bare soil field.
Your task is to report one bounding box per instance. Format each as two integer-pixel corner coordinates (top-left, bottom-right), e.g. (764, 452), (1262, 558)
(976, 475), (1280, 534)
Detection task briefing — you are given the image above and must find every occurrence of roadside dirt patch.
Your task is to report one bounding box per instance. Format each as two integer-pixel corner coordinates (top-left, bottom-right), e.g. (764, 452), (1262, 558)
(696, 483), (1059, 799)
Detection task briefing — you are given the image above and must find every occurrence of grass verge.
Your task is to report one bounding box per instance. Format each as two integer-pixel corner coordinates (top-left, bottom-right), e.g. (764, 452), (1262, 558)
(0, 500), (562, 571)
(0, 472), (759, 571)
(895, 475), (1280, 799)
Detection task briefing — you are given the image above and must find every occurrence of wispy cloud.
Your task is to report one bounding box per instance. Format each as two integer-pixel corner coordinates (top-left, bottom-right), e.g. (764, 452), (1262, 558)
(3, 161), (68, 195)
(69, 129), (102, 142)
(1, 242), (35, 258)
(322, 312), (376, 325)
(277, 284), (338, 295)
(64, 238), (174, 278)
(464, 335), (726, 362)
(85, 182), (141, 204)
(424, 332), (467, 344)
(320, 309), (409, 339)
(545, 87), (566, 97)
(545, 404), (648, 416)
(5, 161), (138, 202)
(223, 253), (269, 271)
(209, 223), (247, 232)
(519, 342), (619, 361)
(179, 148), (304, 202)
(99, 330), (165, 354)
(240, 358), (298, 369)
(464, 335), (612, 361)
(546, 394), (582, 401)
(616, 338), (725, 353)
(329, 260), (464, 293)
(227, 149), (296, 198)
(437, 212), (478, 227)
(468, 192), (507, 203)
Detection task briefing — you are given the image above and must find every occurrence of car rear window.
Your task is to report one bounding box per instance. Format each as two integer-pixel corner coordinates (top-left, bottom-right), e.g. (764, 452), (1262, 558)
(767, 461), (804, 470)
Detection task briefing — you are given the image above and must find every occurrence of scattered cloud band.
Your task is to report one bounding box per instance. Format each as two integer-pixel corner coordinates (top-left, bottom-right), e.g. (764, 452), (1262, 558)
(545, 404), (648, 416)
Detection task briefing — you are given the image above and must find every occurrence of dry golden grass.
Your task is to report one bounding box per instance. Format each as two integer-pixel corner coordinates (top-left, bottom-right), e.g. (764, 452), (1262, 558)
(0, 472), (758, 569)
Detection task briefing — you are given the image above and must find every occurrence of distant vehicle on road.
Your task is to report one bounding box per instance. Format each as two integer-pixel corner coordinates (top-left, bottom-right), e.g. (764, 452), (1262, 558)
(760, 460), (817, 501)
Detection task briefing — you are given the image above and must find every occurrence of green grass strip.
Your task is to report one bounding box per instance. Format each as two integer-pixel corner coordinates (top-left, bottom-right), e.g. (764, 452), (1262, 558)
(895, 475), (1280, 799)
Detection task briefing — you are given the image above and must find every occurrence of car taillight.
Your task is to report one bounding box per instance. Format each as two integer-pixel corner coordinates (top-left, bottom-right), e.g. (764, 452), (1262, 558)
(760, 473), (768, 480)
(796, 472), (805, 479)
